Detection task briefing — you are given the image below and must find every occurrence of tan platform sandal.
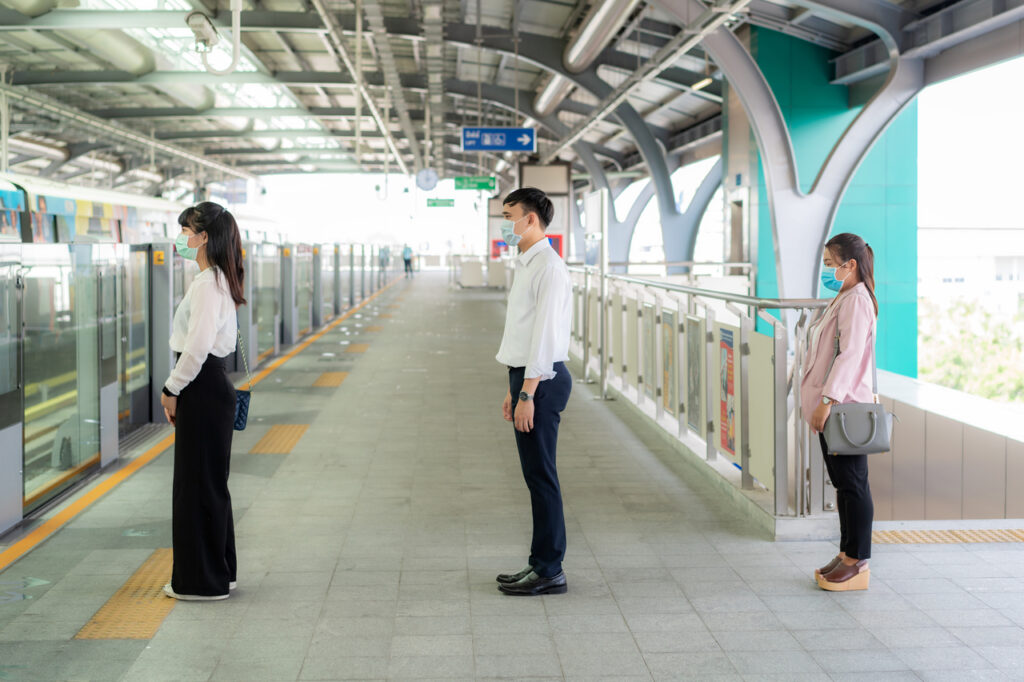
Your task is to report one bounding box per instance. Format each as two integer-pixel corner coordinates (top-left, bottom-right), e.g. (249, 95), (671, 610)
(816, 559), (869, 591)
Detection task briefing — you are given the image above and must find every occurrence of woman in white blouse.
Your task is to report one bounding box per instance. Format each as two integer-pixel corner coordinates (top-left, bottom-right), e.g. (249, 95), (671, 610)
(160, 202), (245, 601)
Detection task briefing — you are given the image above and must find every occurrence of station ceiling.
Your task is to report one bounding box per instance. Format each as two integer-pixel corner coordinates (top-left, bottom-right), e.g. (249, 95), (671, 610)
(0, 0), (987, 197)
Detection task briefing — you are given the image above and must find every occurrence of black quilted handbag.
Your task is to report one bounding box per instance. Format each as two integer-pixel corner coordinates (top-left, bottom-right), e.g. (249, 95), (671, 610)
(234, 330), (253, 431)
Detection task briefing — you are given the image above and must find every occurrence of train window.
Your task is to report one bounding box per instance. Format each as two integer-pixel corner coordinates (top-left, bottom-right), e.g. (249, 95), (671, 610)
(32, 214), (57, 243)
(0, 210), (18, 238)
(54, 216), (73, 242)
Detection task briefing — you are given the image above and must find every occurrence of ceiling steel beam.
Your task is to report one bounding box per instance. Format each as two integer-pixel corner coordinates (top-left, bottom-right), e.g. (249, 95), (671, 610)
(156, 129), (390, 141)
(12, 70), (429, 89)
(0, 9), (327, 32)
(310, 0), (411, 174)
(362, 0), (424, 171)
(0, 82), (256, 181)
(541, 0), (751, 164)
(830, 0), (1024, 84)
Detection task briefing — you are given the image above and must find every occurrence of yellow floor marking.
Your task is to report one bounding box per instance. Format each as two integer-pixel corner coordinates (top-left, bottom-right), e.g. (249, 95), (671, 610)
(75, 548), (175, 640)
(0, 279), (402, 576)
(388, 304), (400, 309)
(378, 313), (392, 319)
(873, 529), (1024, 544)
(346, 343), (369, 353)
(313, 371), (348, 387)
(249, 425), (309, 454)
(365, 326), (382, 332)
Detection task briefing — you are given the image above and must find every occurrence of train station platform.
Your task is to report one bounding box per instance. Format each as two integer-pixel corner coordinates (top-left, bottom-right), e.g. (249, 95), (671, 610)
(1, 273), (1023, 681)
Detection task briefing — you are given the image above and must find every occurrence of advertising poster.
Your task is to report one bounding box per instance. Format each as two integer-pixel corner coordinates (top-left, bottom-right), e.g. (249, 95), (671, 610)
(686, 316), (702, 432)
(720, 328), (736, 456)
(662, 309), (676, 415)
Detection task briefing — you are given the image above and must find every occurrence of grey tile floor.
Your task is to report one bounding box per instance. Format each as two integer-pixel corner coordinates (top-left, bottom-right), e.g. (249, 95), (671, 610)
(1, 272), (1024, 681)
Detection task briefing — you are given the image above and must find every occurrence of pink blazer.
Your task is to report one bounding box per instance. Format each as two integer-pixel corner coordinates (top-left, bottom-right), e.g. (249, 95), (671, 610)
(800, 282), (877, 430)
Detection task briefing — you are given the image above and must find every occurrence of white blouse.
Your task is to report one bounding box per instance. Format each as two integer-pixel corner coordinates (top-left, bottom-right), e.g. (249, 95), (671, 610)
(165, 267), (238, 395)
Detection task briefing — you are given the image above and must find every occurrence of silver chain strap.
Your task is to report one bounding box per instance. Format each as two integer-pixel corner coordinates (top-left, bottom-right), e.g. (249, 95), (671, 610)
(237, 329), (253, 392)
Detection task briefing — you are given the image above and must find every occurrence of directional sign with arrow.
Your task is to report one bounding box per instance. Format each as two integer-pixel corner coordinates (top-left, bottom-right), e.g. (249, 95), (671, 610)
(461, 127), (536, 153)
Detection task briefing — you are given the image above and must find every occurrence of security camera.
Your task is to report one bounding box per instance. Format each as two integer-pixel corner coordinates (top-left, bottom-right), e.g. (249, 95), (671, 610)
(185, 11), (220, 52)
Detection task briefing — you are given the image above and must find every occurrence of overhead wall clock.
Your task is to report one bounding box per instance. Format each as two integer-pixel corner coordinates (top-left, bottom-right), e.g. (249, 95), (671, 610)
(415, 168), (439, 191)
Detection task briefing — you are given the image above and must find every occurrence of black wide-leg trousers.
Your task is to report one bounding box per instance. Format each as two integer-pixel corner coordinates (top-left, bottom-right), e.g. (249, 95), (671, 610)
(509, 363), (572, 579)
(172, 354), (237, 596)
(820, 433), (873, 560)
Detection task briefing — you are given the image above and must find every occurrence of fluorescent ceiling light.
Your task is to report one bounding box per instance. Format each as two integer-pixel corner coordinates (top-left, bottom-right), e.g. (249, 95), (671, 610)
(692, 77), (713, 92)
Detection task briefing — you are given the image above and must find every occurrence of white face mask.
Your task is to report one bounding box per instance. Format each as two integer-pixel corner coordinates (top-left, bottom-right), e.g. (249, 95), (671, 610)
(501, 215), (528, 247)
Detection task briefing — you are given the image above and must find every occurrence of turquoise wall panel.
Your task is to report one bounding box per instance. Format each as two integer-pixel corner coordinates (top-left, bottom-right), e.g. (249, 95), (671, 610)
(749, 27), (918, 376)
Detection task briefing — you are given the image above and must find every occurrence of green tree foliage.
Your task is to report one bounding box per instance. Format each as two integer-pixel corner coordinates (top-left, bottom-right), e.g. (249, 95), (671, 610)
(918, 297), (1024, 404)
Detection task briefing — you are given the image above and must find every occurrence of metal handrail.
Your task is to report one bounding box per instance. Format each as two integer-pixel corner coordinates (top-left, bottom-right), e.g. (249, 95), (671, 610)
(568, 267), (829, 311)
(567, 260), (754, 269)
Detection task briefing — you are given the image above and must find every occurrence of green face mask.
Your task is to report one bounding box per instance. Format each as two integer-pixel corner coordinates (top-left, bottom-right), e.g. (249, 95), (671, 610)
(175, 232), (199, 261)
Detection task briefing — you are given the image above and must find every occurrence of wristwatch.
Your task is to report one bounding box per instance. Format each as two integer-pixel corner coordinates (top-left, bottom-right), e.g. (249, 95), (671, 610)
(518, 391), (534, 402)
(162, 386), (177, 398)
(821, 396), (833, 405)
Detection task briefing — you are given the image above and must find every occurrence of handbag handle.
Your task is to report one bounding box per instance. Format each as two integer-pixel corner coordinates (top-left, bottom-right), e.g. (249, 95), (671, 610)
(237, 329), (253, 392)
(837, 411), (878, 448)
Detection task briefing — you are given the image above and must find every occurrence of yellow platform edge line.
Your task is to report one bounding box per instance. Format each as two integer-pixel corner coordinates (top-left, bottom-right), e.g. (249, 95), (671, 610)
(75, 548), (175, 640)
(249, 424), (310, 454)
(0, 279), (403, 575)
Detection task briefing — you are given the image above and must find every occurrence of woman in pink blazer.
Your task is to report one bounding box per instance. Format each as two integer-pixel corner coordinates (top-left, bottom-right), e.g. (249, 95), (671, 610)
(800, 233), (879, 592)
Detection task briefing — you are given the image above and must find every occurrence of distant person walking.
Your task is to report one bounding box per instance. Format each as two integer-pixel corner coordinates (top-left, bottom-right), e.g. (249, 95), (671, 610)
(160, 202), (245, 601)
(494, 187), (573, 597)
(801, 233), (879, 592)
(402, 244), (414, 278)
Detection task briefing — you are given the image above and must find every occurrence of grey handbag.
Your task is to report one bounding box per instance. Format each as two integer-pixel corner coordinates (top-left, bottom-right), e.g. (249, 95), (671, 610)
(821, 328), (896, 455)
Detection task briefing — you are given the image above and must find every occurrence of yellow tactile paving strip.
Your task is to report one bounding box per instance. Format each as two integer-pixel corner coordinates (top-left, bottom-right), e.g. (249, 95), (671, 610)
(75, 548), (175, 640)
(313, 371), (348, 387)
(365, 326), (382, 332)
(873, 529), (1024, 544)
(345, 343), (370, 353)
(249, 424), (309, 454)
(378, 313), (393, 319)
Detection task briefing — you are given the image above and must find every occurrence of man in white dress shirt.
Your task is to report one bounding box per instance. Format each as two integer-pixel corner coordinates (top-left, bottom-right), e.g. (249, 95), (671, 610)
(494, 188), (573, 596)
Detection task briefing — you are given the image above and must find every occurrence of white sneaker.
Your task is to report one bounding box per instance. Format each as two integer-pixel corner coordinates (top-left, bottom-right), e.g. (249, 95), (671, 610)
(229, 581), (237, 590)
(162, 583), (229, 601)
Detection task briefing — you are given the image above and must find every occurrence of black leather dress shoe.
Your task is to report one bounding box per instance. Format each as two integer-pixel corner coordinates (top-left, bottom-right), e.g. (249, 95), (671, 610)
(498, 571), (567, 596)
(495, 566), (534, 585)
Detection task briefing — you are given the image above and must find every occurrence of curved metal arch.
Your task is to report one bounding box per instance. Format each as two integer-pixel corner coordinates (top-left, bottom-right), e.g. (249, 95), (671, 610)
(443, 25), (695, 267)
(652, 0), (923, 299)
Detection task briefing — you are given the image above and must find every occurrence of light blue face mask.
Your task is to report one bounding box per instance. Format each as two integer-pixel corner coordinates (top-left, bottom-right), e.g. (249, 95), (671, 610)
(175, 232), (199, 261)
(500, 215), (528, 248)
(820, 262), (848, 293)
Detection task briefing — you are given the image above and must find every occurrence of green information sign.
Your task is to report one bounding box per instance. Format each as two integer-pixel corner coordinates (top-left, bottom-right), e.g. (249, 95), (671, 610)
(427, 198), (455, 207)
(454, 176), (496, 191)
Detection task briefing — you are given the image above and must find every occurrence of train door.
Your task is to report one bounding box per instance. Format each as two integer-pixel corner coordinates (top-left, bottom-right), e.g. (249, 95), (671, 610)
(0, 244), (22, 536)
(20, 244), (101, 514)
(119, 244), (150, 436)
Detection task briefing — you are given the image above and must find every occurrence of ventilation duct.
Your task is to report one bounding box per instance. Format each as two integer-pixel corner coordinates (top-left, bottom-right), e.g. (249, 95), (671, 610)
(533, 0), (640, 118)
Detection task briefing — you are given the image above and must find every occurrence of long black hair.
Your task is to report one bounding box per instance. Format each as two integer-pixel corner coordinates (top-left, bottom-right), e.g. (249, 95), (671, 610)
(825, 232), (877, 317)
(178, 201), (246, 307)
